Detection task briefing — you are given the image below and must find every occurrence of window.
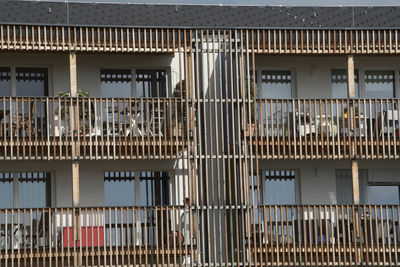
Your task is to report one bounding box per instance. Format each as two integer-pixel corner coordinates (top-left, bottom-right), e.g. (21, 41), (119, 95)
(0, 172), (51, 209)
(16, 68), (48, 96)
(365, 71), (395, 98)
(262, 170), (296, 205)
(100, 69), (167, 98)
(139, 171), (170, 206)
(369, 184), (400, 205)
(0, 67), (11, 96)
(101, 69), (132, 98)
(336, 169), (367, 204)
(331, 69), (359, 98)
(0, 173), (13, 208)
(260, 70), (292, 99)
(136, 70), (167, 97)
(104, 171), (170, 207)
(104, 171), (136, 206)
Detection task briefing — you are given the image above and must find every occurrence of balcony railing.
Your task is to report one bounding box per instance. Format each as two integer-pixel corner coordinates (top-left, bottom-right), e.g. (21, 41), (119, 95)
(0, 205), (399, 266)
(251, 98), (400, 159)
(0, 206), (194, 266)
(0, 97), (189, 160)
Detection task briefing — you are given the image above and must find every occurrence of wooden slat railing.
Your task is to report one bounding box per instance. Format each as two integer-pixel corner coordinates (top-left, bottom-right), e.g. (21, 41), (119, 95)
(0, 206), (195, 266)
(0, 97), (189, 160)
(2, 26), (400, 55)
(252, 98), (400, 160)
(248, 205), (400, 266)
(1, 205), (399, 266)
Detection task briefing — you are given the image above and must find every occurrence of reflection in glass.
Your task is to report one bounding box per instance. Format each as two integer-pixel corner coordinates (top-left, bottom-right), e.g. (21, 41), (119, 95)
(136, 70), (167, 97)
(0, 67), (11, 96)
(365, 71), (394, 98)
(260, 70), (292, 99)
(139, 171), (170, 206)
(263, 170), (295, 205)
(101, 69), (131, 98)
(16, 68), (48, 96)
(0, 173), (13, 209)
(331, 69), (359, 98)
(104, 171), (135, 206)
(369, 185), (400, 205)
(18, 172), (50, 208)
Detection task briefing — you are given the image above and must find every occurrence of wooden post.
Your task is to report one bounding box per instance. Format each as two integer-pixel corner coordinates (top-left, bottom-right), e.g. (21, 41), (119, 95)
(69, 51), (81, 266)
(351, 160), (360, 205)
(72, 161), (80, 207)
(347, 54), (359, 204)
(347, 55), (355, 99)
(69, 52), (78, 97)
(348, 55), (361, 263)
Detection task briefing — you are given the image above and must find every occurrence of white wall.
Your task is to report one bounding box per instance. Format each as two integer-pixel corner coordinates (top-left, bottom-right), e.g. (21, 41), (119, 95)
(259, 159), (400, 204)
(0, 52), (180, 97)
(256, 55), (400, 98)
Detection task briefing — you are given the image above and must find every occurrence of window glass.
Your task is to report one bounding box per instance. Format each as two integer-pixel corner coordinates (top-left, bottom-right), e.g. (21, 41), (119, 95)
(16, 68), (48, 96)
(0, 172), (50, 209)
(136, 70), (167, 97)
(104, 171), (170, 207)
(101, 69), (131, 98)
(260, 70), (292, 99)
(263, 170), (296, 205)
(18, 172), (49, 208)
(331, 69), (359, 98)
(0, 67), (11, 96)
(365, 71), (395, 98)
(336, 169), (367, 204)
(139, 171), (170, 206)
(104, 171), (135, 206)
(369, 185), (399, 205)
(0, 173), (13, 209)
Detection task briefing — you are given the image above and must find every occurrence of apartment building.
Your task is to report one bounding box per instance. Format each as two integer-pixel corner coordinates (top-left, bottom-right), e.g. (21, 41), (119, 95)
(1, 1), (400, 266)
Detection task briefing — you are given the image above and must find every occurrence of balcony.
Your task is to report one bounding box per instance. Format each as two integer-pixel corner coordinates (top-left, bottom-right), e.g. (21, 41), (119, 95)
(0, 205), (399, 266)
(250, 98), (400, 160)
(0, 97), (189, 160)
(0, 206), (194, 266)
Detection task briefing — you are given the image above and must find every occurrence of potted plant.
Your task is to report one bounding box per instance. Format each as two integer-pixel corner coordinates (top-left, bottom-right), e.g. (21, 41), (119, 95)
(173, 80), (187, 136)
(245, 80), (259, 137)
(55, 90), (94, 136)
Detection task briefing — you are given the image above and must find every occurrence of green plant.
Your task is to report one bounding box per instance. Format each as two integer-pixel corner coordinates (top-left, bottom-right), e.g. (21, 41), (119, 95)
(173, 80), (187, 125)
(173, 80), (186, 98)
(56, 90), (94, 134)
(247, 80), (259, 123)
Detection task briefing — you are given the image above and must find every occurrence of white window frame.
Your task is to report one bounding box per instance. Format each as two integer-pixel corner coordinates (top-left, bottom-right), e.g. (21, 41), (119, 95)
(256, 68), (297, 99)
(99, 67), (171, 98)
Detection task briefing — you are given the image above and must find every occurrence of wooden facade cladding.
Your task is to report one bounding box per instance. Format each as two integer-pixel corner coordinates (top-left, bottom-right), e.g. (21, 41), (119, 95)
(0, 97), (191, 160)
(1, 205), (400, 266)
(1, 25), (400, 54)
(251, 98), (400, 160)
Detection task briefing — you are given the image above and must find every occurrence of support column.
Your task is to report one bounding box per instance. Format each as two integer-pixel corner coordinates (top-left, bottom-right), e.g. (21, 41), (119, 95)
(69, 52), (77, 97)
(351, 160), (360, 205)
(347, 55), (355, 99)
(69, 51), (81, 266)
(348, 55), (361, 263)
(347, 55), (360, 204)
(69, 51), (79, 207)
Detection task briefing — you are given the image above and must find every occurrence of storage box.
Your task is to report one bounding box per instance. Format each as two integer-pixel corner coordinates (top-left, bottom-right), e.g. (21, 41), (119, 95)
(63, 226), (104, 248)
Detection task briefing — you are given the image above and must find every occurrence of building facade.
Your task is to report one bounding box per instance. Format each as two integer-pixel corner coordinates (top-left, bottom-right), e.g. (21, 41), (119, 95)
(1, 2), (400, 266)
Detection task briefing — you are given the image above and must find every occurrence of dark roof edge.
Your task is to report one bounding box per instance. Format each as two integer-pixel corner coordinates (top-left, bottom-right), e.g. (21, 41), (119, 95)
(1, 22), (399, 31)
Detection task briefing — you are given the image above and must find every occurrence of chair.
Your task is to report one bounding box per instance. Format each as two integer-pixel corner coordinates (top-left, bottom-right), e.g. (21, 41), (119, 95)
(381, 109), (399, 136)
(148, 105), (165, 137)
(11, 100), (36, 137)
